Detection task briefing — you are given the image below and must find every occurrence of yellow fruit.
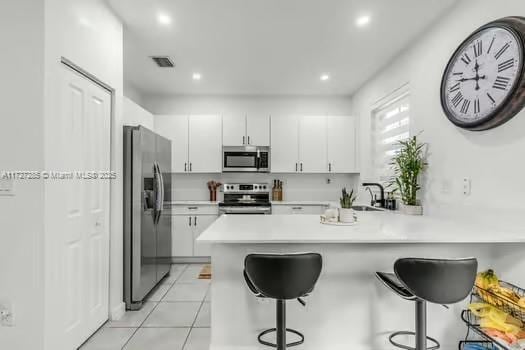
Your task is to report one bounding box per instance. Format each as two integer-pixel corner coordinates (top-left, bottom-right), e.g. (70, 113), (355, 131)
(475, 269), (500, 290)
(518, 298), (525, 309)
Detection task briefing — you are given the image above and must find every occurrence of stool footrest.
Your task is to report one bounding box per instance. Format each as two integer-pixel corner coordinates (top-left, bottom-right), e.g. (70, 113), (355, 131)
(389, 331), (440, 350)
(258, 328), (304, 348)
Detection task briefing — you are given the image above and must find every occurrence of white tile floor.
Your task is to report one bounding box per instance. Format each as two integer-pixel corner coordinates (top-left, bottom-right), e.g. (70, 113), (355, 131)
(80, 264), (211, 350)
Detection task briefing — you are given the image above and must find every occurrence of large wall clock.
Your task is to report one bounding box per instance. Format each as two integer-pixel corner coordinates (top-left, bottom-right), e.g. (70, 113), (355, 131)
(441, 16), (525, 131)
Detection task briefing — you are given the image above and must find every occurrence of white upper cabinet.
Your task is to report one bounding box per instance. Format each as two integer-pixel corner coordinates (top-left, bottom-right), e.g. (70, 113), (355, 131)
(271, 115), (357, 173)
(246, 114), (270, 146)
(155, 114), (222, 173)
(327, 116), (357, 173)
(188, 115), (222, 173)
(299, 116), (327, 173)
(155, 115), (189, 173)
(222, 113), (246, 146)
(222, 113), (270, 146)
(271, 115), (299, 173)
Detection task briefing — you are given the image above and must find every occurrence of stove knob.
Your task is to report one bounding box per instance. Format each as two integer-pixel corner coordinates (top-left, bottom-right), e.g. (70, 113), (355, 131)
(254, 185), (258, 190)
(262, 185), (266, 189)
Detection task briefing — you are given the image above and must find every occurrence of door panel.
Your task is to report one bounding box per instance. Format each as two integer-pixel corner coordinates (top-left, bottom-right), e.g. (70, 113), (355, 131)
(193, 215), (217, 257)
(155, 115), (188, 173)
(223, 113), (246, 146)
(299, 116), (327, 173)
(246, 114), (270, 146)
(327, 116), (357, 173)
(172, 216), (194, 256)
(188, 115), (222, 173)
(156, 134), (172, 281)
(270, 115), (299, 173)
(47, 65), (111, 349)
(135, 128), (157, 300)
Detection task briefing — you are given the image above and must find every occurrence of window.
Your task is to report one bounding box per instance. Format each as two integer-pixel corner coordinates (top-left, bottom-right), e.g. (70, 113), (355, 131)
(372, 89), (410, 182)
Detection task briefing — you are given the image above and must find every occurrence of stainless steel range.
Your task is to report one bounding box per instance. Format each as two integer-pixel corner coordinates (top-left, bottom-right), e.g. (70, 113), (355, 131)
(219, 183), (271, 215)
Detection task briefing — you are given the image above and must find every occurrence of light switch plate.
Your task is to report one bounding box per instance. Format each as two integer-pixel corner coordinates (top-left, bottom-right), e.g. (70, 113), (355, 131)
(0, 178), (15, 196)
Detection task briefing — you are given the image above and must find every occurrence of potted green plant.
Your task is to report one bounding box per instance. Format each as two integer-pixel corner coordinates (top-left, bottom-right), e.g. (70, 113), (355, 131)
(339, 187), (357, 223)
(388, 135), (428, 215)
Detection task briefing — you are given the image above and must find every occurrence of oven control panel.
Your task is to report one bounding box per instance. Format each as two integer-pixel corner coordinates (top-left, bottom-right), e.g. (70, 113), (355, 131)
(223, 183), (269, 193)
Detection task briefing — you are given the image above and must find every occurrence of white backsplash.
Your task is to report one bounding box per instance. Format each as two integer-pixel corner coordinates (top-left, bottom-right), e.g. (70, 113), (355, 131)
(170, 173), (359, 202)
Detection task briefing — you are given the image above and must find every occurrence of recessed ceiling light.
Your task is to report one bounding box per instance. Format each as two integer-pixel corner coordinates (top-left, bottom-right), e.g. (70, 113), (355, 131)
(356, 15), (371, 27)
(320, 74), (330, 81)
(157, 13), (171, 25)
(192, 73), (202, 80)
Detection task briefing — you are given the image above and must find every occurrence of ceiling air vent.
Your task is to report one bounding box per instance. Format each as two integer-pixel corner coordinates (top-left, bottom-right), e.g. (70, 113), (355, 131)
(151, 56), (175, 68)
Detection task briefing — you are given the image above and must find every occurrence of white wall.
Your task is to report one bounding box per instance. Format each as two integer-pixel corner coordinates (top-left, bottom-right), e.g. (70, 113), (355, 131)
(123, 96), (154, 130)
(43, 3), (124, 348)
(144, 94), (353, 118)
(0, 1), (45, 349)
(124, 82), (147, 108)
(352, 0), (525, 214)
(0, 1), (123, 349)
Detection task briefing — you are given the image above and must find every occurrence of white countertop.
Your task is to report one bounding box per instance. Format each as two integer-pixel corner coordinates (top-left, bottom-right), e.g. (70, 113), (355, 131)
(270, 200), (336, 206)
(168, 200), (218, 206)
(198, 210), (525, 243)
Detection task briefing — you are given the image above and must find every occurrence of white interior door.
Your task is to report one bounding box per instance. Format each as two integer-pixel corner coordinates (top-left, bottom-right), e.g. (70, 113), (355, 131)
(299, 116), (327, 173)
(155, 115), (189, 172)
(327, 116), (357, 173)
(45, 65), (111, 349)
(270, 115), (299, 172)
(188, 115), (222, 172)
(222, 113), (246, 146)
(246, 114), (270, 146)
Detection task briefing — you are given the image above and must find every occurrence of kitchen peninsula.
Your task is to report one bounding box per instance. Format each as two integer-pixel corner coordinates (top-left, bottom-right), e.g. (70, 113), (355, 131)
(198, 211), (525, 350)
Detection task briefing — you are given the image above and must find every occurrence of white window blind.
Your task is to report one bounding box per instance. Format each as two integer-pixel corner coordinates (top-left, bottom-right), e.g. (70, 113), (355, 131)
(372, 91), (410, 182)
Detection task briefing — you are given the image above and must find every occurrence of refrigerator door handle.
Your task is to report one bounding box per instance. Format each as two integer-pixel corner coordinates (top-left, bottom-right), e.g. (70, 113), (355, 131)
(157, 162), (165, 222)
(153, 162), (162, 224)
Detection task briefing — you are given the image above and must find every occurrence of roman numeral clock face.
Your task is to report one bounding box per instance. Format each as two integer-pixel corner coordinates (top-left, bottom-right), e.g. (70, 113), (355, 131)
(442, 22), (524, 130)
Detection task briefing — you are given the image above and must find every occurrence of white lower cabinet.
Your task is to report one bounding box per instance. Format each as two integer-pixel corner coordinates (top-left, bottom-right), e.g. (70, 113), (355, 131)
(172, 215), (194, 256)
(272, 205), (328, 215)
(192, 215), (216, 256)
(171, 205), (218, 257)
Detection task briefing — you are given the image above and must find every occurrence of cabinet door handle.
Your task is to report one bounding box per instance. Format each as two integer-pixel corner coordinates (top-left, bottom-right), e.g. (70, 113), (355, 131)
(189, 216), (192, 226)
(292, 207), (303, 210)
(300, 163), (303, 172)
(194, 216), (197, 226)
(295, 163), (298, 172)
(328, 163), (332, 172)
(189, 163), (192, 172)
(187, 206), (198, 210)
(243, 136), (245, 145)
(248, 136), (250, 144)
(184, 163), (187, 172)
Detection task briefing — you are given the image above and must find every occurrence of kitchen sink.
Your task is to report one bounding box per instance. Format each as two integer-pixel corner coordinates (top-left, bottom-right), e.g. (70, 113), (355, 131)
(351, 205), (383, 212)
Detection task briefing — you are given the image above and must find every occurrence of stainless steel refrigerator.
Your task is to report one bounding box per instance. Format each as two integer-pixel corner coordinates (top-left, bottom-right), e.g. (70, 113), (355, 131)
(124, 125), (172, 310)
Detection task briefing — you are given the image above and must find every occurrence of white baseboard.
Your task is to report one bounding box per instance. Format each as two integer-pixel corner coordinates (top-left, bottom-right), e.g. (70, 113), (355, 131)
(109, 301), (126, 321)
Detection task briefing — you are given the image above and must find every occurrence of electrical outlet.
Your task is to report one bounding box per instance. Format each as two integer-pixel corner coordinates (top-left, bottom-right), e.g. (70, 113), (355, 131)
(0, 302), (14, 327)
(463, 178), (471, 196)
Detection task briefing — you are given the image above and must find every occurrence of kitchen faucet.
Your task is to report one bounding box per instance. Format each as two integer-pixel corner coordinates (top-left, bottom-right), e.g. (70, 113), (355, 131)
(362, 182), (385, 208)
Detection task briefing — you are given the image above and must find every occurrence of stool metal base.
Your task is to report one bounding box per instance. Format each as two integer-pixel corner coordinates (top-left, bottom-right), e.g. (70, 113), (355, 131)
(258, 328), (305, 348)
(389, 331), (440, 350)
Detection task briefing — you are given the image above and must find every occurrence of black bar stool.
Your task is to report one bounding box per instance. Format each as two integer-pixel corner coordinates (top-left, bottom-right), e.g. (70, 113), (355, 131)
(244, 253), (323, 350)
(376, 257), (477, 350)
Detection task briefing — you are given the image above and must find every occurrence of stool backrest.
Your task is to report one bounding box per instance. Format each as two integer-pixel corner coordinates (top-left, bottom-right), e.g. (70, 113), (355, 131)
(394, 257), (477, 304)
(244, 253), (322, 300)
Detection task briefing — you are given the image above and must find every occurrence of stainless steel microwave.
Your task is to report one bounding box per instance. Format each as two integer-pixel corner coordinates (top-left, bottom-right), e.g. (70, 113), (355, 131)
(222, 146), (270, 173)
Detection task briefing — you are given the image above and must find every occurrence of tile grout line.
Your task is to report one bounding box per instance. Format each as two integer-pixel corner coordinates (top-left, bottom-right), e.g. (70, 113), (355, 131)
(181, 269), (211, 350)
(120, 264), (190, 350)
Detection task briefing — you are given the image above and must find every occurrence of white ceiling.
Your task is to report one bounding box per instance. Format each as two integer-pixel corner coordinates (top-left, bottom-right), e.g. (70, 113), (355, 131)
(108, 0), (458, 96)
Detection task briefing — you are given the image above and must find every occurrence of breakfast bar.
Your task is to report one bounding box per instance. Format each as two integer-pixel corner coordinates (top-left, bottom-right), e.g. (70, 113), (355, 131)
(198, 211), (525, 350)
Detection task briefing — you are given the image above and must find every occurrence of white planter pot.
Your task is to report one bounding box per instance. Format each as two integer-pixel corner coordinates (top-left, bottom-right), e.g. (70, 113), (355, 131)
(399, 203), (423, 215)
(339, 208), (355, 223)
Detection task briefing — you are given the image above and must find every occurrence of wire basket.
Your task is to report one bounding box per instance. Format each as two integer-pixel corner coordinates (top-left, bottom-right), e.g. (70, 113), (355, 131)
(473, 281), (525, 323)
(461, 310), (512, 350)
(459, 340), (500, 350)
